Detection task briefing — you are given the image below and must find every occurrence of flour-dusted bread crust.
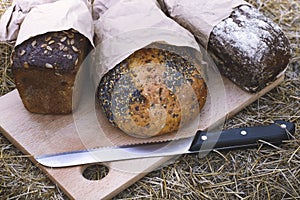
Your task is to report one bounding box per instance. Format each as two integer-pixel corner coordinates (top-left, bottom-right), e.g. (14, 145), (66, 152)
(12, 29), (91, 114)
(97, 46), (207, 138)
(208, 5), (291, 93)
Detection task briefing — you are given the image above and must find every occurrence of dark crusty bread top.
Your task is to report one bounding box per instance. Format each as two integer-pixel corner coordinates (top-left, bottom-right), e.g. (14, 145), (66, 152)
(208, 5), (290, 92)
(12, 29), (90, 74)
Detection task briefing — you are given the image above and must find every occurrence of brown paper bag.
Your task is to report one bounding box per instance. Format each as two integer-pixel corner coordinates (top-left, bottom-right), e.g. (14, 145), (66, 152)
(91, 0), (120, 21)
(0, 0), (94, 45)
(92, 0), (200, 81)
(158, 0), (250, 48)
(0, 0), (61, 42)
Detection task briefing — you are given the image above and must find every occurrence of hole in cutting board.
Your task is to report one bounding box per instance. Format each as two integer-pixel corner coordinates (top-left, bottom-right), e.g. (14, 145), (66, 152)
(82, 164), (109, 181)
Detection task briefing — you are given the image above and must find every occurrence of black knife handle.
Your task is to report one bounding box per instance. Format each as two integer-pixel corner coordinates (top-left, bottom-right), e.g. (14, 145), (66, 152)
(189, 120), (295, 152)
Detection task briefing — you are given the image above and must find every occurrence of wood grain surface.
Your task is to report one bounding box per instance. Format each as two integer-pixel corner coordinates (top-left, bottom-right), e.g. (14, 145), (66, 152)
(0, 75), (284, 199)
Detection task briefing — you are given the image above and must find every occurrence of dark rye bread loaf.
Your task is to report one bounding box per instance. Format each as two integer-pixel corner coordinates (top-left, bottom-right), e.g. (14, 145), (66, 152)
(97, 46), (207, 138)
(208, 5), (291, 93)
(12, 29), (91, 114)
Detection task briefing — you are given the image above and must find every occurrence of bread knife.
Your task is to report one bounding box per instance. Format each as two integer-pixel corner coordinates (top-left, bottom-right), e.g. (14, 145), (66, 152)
(35, 120), (295, 168)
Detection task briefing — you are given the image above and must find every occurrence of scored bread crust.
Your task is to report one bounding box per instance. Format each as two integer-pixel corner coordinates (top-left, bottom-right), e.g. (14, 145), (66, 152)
(97, 46), (207, 138)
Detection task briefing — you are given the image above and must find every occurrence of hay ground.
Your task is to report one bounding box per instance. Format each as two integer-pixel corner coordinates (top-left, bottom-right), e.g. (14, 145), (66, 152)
(0, 0), (299, 199)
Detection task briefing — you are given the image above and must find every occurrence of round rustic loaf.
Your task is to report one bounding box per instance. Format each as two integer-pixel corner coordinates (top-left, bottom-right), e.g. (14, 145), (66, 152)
(208, 5), (291, 93)
(97, 46), (207, 138)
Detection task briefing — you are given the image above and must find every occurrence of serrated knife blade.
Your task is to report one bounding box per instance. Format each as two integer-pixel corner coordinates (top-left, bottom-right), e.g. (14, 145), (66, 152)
(35, 120), (295, 168)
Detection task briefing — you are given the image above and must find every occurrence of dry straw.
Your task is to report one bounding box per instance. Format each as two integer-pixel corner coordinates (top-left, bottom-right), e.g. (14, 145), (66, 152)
(0, 0), (299, 199)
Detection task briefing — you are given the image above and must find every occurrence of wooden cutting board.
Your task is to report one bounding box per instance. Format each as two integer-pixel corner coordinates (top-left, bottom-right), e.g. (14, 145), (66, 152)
(0, 75), (283, 199)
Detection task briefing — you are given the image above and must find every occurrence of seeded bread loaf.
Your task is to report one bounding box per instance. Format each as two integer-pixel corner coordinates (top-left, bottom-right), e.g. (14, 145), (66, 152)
(12, 29), (91, 114)
(97, 46), (207, 138)
(208, 5), (290, 93)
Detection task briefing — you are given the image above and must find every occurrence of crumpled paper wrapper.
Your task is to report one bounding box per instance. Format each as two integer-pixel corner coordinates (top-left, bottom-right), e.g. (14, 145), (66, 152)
(0, 0), (59, 42)
(158, 0), (250, 48)
(91, 0), (120, 21)
(0, 0), (94, 46)
(92, 0), (200, 83)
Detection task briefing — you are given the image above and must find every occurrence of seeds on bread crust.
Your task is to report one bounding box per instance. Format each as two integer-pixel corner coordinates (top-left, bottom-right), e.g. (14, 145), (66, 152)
(72, 46), (79, 52)
(45, 36), (52, 42)
(48, 40), (55, 45)
(46, 46), (52, 51)
(75, 58), (79, 65)
(13, 29), (86, 74)
(59, 44), (65, 51)
(31, 40), (37, 47)
(19, 50), (26, 56)
(23, 62), (29, 69)
(60, 36), (67, 42)
(45, 63), (54, 69)
(67, 54), (72, 60)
